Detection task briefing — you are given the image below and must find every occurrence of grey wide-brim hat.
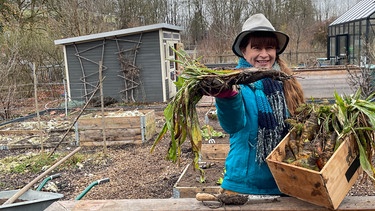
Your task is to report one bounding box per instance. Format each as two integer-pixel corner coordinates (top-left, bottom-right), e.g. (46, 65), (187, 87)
(232, 13), (289, 57)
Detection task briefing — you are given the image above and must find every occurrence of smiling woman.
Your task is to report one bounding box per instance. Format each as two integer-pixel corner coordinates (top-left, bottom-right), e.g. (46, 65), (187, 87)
(209, 13), (306, 196)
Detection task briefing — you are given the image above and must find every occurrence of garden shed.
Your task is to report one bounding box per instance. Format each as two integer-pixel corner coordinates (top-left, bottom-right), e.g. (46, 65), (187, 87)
(328, 0), (375, 65)
(54, 23), (183, 104)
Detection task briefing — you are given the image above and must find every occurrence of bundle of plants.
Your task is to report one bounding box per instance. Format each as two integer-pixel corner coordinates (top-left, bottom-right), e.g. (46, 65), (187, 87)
(283, 90), (375, 181)
(150, 49), (292, 181)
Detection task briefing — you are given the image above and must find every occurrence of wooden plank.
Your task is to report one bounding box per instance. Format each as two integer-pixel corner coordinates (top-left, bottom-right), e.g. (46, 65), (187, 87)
(45, 196), (375, 211)
(79, 128), (141, 135)
(80, 140), (142, 146)
(78, 118), (140, 129)
(322, 137), (361, 209)
(143, 110), (156, 142)
(79, 130), (142, 143)
(174, 186), (220, 198)
(7, 141), (71, 149)
(0, 130), (41, 135)
(79, 135), (143, 143)
(79, 134), (142, 142)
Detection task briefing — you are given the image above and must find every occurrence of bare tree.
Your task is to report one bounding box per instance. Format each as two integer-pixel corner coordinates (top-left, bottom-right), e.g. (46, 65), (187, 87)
(45, 0), (118, 37)
(347, 38), (375, 98)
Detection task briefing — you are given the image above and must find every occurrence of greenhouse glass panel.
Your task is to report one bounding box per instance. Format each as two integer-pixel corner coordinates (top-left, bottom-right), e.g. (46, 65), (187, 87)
(329, 26), (333, 36)
(343, 23), (348, 34)
(330, 37), (336, 59)
(349, 22), (354, 34)
(355, 21), (360, 34)
(354, 35), (361, 65)
(362, 20), (367, 35)
(349, 36), (354, 64)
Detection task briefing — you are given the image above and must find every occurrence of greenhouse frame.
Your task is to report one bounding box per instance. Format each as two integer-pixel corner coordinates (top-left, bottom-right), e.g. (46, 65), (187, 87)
(328, 0), (375, 66)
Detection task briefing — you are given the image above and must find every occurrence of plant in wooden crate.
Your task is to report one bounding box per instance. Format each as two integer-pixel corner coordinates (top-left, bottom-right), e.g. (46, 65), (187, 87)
(284, 90), (375, 180)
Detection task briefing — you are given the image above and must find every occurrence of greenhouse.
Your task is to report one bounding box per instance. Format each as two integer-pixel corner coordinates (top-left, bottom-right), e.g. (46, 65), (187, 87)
(328, 0), (375, 66)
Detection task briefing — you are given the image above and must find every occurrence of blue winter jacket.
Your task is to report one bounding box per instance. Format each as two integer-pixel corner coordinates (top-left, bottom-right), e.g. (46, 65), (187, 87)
(216, 85), (282, 194)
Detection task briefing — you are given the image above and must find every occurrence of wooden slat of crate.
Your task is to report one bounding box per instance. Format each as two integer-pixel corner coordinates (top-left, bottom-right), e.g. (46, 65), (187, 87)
(266, 134), (361, 210)
(320, 137), (361, 208)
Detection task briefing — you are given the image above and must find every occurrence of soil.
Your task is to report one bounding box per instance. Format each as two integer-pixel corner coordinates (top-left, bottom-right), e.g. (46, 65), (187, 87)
(0, 97), (374, 204)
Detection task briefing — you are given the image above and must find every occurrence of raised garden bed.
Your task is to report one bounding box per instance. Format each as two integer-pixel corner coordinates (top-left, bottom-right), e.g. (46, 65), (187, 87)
(173, 161), (224, 198)
(77, 109), (156, 146)
(0, 120), (74, 149)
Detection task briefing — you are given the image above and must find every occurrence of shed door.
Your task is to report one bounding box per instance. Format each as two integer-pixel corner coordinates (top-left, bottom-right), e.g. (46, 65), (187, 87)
(166, 41), (178, 98)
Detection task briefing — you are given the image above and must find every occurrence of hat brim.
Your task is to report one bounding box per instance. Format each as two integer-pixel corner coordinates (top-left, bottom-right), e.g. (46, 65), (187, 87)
(232, 30), (289, 57)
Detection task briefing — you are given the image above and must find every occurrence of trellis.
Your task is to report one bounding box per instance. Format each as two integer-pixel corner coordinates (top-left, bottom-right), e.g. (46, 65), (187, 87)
(72, 35), (143, 103)
(74, 40), (108, 102)
(115, 34), (143, 102)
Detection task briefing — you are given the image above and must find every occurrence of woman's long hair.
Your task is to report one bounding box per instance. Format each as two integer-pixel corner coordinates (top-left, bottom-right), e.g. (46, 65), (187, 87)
(278, 57), (305, 116)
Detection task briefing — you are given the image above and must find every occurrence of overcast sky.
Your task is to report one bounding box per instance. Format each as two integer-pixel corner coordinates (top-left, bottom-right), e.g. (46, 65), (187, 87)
(313, 0), (362, 19)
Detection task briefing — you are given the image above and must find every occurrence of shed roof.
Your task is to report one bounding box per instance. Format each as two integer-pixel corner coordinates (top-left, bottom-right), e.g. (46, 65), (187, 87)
(54, 23), (183, 45)
(329, 0), (375, 26)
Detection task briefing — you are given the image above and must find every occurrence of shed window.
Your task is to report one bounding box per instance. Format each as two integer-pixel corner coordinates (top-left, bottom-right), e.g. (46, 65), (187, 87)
(173, 33), (180, 40)
(163, 32), (172, 39)
(170, 71), (175, 81)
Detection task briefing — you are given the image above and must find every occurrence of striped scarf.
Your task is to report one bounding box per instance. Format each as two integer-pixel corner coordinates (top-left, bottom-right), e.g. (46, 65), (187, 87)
(236, 58), (289, 163)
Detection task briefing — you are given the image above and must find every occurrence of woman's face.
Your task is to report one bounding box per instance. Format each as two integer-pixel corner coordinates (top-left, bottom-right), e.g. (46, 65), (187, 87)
(241, 35), (277, 69)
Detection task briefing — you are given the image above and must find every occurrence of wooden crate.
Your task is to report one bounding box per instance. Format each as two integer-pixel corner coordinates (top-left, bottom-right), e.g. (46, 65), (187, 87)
(77, 110), (156, 146)
(266, 134), (361, 210)
(173, 162), (223, 198)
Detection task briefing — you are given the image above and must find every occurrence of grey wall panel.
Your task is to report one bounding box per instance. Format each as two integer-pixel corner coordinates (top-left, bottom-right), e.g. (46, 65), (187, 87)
(134, 31), (163, 102)
(65, 30), (164, 103)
